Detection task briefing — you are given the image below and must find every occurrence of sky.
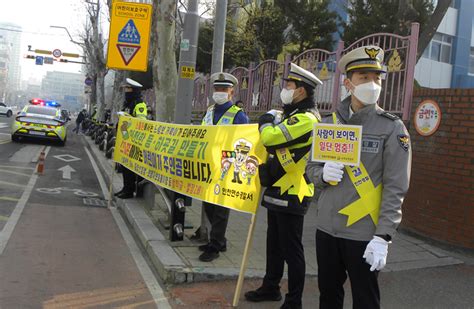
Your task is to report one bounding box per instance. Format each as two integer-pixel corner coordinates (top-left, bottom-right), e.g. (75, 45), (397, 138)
(0, 0), (215, 86)
(0, 0), (97, 85)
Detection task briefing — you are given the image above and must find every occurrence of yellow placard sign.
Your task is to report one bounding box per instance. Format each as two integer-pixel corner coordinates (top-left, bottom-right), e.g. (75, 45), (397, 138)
(180, 66), (195, 79)
(106, 1), (152, 72)
(311, 123), (362, 166)
(113, 116), (268, 214)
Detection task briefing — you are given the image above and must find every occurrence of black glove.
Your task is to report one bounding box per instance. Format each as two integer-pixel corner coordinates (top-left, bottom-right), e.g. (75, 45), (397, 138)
(258, 113), (274, 128)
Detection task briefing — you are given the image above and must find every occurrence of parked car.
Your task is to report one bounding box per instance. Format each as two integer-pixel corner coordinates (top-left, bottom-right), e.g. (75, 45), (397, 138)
(0, 102), (13, 117)
(11, 105), (67, 146)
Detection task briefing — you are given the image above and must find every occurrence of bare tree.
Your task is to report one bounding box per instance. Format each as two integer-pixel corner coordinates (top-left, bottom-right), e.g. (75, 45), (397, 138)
(415, 0), (451, 61)
(81, 0), (107, 120)
(151, 0), (178, 122)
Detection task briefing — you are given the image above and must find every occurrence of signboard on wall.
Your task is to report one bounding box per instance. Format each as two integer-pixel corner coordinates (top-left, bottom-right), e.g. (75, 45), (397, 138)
(414, 99), (442, 136)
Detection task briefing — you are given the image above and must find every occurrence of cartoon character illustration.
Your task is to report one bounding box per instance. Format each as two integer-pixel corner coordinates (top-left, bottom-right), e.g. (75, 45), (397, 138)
(232, 139), (252, 184)
(121, 121), (130, 140)
(220, 158), (233, 180)
(244, 156), (258, 185)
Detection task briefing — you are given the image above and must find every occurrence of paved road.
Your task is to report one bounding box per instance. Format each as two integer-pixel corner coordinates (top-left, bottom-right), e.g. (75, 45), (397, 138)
(0, 117), (166, 308)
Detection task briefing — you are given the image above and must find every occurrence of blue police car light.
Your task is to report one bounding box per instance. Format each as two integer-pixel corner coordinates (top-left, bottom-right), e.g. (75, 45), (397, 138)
(45, 101), (60, 107)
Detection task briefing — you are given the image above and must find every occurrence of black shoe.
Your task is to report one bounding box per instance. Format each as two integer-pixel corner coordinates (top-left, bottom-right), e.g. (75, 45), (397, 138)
(114, 189), (124, 196)
(116, 192), (134, 199)
(244, 287), (282, 302)
(198, 243), (227, 252)
(199, 249), (220, 262)
(280, 302), (302, 309)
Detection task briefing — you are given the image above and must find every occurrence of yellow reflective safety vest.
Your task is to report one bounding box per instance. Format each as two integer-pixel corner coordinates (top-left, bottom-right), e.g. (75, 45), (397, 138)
(259, 102), (320, 216)
(132, 102), (148, 119)
(201, 104), (242, 125)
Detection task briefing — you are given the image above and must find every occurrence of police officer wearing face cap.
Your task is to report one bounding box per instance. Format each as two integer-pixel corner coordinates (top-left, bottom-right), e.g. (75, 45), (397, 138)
(198, 72), (249, 262)
(245, 63), (321, 309)
(306, 46), (412, 309)
(115, 78), (148, 199)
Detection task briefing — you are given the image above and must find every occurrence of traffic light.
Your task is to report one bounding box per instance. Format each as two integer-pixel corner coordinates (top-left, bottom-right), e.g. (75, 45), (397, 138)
(59, 59), (68, 63)
(25, 55), (35, 59)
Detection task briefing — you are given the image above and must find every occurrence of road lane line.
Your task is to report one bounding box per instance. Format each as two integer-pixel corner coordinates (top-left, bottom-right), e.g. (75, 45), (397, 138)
(84, 147), (108, 198)
(0, 196), (20, 202)
(0, 146), (51, 255)
(1, 170), (31, 177)
(85, 146), (171, 309)
(0, 165), (35, 170)
(0, 180), (27, 188)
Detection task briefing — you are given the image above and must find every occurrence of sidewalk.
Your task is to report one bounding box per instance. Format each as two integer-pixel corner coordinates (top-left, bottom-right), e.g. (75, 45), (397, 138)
(86, 137), (466, 286)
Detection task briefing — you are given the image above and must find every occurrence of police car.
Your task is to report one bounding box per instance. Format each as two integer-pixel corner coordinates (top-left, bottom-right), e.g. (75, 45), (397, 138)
(11, 99), (67, 146)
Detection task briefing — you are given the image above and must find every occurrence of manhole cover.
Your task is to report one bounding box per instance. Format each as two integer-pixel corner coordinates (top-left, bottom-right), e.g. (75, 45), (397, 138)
(82, 198), (108, 208)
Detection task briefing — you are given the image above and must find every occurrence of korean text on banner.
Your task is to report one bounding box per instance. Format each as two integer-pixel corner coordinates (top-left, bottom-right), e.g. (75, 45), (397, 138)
(113, 116), (268, 214)
(311, 123), (362, 166)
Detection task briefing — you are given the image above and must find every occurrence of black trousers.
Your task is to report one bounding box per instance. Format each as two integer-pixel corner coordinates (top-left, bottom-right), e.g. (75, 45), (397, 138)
(262, 209), (305, 306)
(316, 229), (380, 309)
(121, 167), (143, 194)
(203, 202), (230, 249)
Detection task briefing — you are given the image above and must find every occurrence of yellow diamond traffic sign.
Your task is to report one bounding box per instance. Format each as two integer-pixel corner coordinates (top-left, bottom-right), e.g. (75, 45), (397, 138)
(106, 2), (152, 72)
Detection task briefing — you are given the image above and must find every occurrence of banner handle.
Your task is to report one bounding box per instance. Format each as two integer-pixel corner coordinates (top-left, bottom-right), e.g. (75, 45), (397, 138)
(232, 202), (260, 307)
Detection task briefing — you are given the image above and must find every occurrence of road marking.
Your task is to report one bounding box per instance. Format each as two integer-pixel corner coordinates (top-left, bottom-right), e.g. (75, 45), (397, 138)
(0, 165), (35, 170)
(58, 165), (76, 179)
(0, 196), (20, 202)
(0, 180), (26, 188)
(53, 154), (81, 162)
(36, 187), (99, 197)
(0, 123), (8, 129)
(0, 170), (31, 177)
(0, 146), (51, 255)
(0, 140), (10, 145)
(85, 146), (171, 309)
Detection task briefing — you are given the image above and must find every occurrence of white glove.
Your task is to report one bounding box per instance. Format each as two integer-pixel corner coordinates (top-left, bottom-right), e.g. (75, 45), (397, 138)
(117, 111), (126, 116)
(363, 236), (389, 271)
(322, 162), (344, 183)
(266, 109), (283, 124)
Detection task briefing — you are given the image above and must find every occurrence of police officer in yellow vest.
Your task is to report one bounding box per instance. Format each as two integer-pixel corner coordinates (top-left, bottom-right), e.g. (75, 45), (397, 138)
(198, 72), (249, 262)
(245, 63), (321, 309)
(115, 78), (148, 199)
(306, 46), (412, 309)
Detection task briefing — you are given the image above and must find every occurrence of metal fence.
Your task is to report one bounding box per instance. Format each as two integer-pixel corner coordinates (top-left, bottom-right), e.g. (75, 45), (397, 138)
(192, 23), (419, 120)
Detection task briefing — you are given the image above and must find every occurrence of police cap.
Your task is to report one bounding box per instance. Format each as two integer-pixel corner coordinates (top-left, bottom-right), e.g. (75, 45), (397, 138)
(211, 72), (238, 88)
(122, 78), (143, 89)
(283, 63), (322, 89)
(338, 45), (386, 74)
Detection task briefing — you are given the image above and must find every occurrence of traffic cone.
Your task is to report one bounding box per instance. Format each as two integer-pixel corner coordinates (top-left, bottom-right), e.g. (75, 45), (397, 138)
(37, 151), (45, 175)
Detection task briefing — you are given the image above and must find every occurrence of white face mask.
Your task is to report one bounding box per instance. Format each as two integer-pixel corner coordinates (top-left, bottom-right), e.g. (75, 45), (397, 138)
(280, 88), (295, 105)
(350, 81), (382, 105)
(212, 92), (229, 105)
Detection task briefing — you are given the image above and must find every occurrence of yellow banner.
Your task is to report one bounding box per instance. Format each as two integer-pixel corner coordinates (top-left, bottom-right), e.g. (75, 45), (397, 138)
(113, 116), (268, 214)
(311, 123), (362, 166)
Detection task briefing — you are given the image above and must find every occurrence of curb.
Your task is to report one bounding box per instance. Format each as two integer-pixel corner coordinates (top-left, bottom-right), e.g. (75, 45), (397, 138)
(84, 136), (269, 284)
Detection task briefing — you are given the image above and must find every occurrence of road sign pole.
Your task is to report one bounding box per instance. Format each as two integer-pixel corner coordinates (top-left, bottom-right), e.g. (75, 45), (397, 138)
(174, 0), (200, 124)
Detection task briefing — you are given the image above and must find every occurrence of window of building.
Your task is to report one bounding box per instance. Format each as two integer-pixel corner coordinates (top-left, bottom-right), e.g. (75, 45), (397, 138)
(469, 47), (474, 75)
(422, 33), (453, 64)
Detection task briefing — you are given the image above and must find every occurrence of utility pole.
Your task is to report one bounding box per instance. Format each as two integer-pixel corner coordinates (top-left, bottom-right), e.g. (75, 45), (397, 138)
(210, 0), (228, 74)
(174, 0), (200, 124)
